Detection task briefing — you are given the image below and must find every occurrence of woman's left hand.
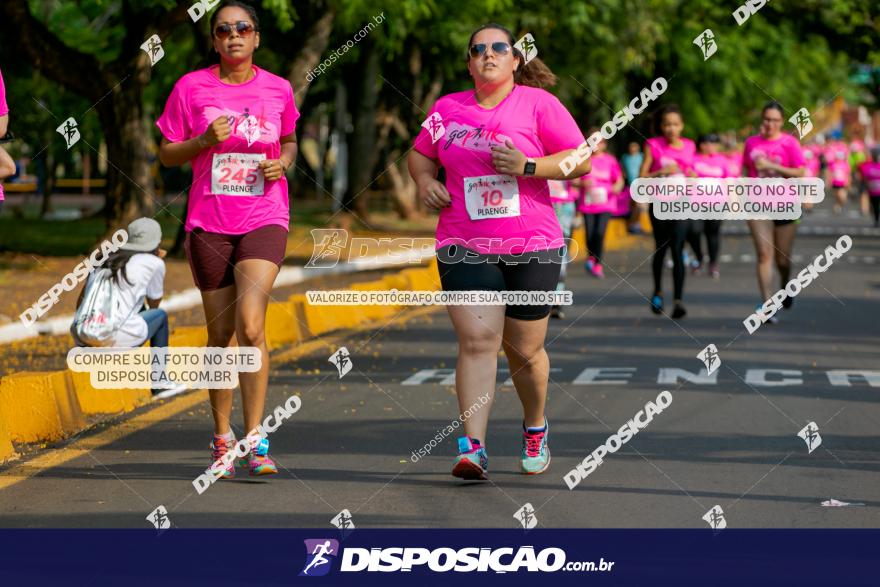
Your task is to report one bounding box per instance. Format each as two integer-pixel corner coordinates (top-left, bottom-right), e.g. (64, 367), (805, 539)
(491, 140), (527, 176)
(259, 158), (288, 181)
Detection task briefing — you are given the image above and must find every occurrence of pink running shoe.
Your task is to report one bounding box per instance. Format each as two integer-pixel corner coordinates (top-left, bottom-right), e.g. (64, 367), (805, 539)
(238, 436), (279, 476)
(209, 434), (236, 480)
(590, 262), (605, 279)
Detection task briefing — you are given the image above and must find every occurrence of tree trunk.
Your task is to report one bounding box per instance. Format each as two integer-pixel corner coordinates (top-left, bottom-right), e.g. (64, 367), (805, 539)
(96, 81), (153, 233)
(287, 10), (335, 108)
(342, 36), (381, 224)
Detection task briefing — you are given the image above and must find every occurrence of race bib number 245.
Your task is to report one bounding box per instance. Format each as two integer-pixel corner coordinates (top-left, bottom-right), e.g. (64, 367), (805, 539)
(211, 153), (266, 196)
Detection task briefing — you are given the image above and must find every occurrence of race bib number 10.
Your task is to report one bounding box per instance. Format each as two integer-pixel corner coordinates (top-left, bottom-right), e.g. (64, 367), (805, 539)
(211, 153), (266, 196)
(464, 174), (520, 220)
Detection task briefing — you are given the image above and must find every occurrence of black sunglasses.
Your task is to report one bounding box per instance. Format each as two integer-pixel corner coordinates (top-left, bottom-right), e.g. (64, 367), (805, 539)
(214, 21), (255, 40)
(469, 42), (512, 58)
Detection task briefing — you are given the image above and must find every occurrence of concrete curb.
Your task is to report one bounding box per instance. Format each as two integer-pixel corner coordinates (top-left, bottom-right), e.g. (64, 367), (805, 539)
(0, 259), (440, 463)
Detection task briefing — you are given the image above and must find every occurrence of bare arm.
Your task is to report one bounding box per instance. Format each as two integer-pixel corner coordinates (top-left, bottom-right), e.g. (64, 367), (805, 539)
(407, 150), (450, 210)
(159, 116), (230, 167)
(0, 114), (8, 138)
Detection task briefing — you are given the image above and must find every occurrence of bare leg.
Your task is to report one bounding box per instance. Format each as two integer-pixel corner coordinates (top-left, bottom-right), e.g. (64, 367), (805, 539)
(446, 304), (505, 443)
(501, 316), (551, 428)
(747, 219), (776, 301)
(233, 259), (280, 435)
(200, 285), (237, 435)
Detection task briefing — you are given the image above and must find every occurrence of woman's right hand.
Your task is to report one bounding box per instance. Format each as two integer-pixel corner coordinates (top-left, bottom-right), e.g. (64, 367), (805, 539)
(418, 177), (451, 210)
(201, 116), (231, 147)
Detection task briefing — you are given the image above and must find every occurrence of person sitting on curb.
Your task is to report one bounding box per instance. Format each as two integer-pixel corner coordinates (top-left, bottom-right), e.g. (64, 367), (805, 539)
(72, 217), (183, 398)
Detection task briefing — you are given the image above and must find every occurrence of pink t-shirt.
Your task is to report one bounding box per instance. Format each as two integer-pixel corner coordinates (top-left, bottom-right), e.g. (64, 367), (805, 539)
(156, 66), (299, 234)
(646, 136), (695, 177)
(578, 152), (622, 213)
(693, 153), (729, 178)
(724, 151), (743, 177)
(413, 85), (585, 254)
(859, 161), (880, 196)
(0, 68), (8, 202)
(547, 179), (576, 203)
(803, 144), (821, 177)
(742, 133), (805, 178)
(825, 141), (851, 187)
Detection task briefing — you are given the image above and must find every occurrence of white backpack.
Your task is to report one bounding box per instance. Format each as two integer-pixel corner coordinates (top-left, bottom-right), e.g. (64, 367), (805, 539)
(71, 268), (119, 346)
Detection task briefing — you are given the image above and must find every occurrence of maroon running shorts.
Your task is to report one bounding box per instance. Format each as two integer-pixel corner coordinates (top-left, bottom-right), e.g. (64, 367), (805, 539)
(185, 225), (288, 291)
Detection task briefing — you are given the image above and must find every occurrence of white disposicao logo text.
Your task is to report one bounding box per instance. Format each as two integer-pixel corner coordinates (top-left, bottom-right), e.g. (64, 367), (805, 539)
(340, 546), (566, 573)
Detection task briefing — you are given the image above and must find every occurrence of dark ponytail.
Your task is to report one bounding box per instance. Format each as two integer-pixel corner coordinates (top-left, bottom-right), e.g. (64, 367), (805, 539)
(466, 23), (558, 89)
(102, 250), (143, 286)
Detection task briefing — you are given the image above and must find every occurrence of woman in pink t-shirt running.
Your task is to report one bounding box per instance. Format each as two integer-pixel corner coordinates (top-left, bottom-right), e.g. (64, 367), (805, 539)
(157, 0), (299, 480)
(0, 67), (15, 213)
(639, 104), (697, 319)
(408, 23), (590, 481)
(742, 102), (806, 322)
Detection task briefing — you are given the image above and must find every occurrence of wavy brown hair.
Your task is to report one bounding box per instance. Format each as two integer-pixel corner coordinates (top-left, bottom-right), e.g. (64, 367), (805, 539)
(466, 23), (558, 89)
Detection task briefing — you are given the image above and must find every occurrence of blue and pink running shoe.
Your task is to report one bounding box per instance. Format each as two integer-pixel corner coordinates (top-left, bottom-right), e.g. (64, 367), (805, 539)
(521, 419), (551, 475)
(239, 436), (279, 476)
(209, 434), (236, 480)
(452, 436), (489, 480)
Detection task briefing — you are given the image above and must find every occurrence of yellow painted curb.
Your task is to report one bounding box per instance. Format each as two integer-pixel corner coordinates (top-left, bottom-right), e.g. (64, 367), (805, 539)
(69, 370), (151, 415)
(0, 371), (85, 444)
(0, 415), (16, 463)
(169, 325), (208, 347)
(265, 300), (303, 350)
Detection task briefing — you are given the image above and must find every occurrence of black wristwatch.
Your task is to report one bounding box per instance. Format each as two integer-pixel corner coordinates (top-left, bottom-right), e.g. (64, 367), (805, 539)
(523, 158), (537, 176)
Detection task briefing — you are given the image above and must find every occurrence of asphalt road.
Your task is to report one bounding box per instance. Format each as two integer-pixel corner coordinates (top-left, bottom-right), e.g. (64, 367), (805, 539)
(1, 203), (878, 530)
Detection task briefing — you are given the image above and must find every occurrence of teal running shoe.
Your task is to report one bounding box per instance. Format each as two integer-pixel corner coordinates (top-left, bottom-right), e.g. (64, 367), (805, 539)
(521, 419), (551, 475)
(452, 436), (488, 480)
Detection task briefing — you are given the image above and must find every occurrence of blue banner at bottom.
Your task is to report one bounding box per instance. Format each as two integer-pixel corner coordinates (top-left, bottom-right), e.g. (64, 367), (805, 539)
(0, 529), (875, 585)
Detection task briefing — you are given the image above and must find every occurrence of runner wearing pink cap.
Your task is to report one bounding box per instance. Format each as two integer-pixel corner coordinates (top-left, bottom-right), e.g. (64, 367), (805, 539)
(409, 23), (589, 480)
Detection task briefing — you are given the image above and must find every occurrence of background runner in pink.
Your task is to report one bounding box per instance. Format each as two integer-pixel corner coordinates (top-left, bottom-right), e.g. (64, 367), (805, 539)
(156, 65), (299, 234)
(0, 68), (9, 203)
(742, 133), (805, 178)
(578, 152), (622, 214)
(413, 85), (585, 254)
(646, 136), (695, 177)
